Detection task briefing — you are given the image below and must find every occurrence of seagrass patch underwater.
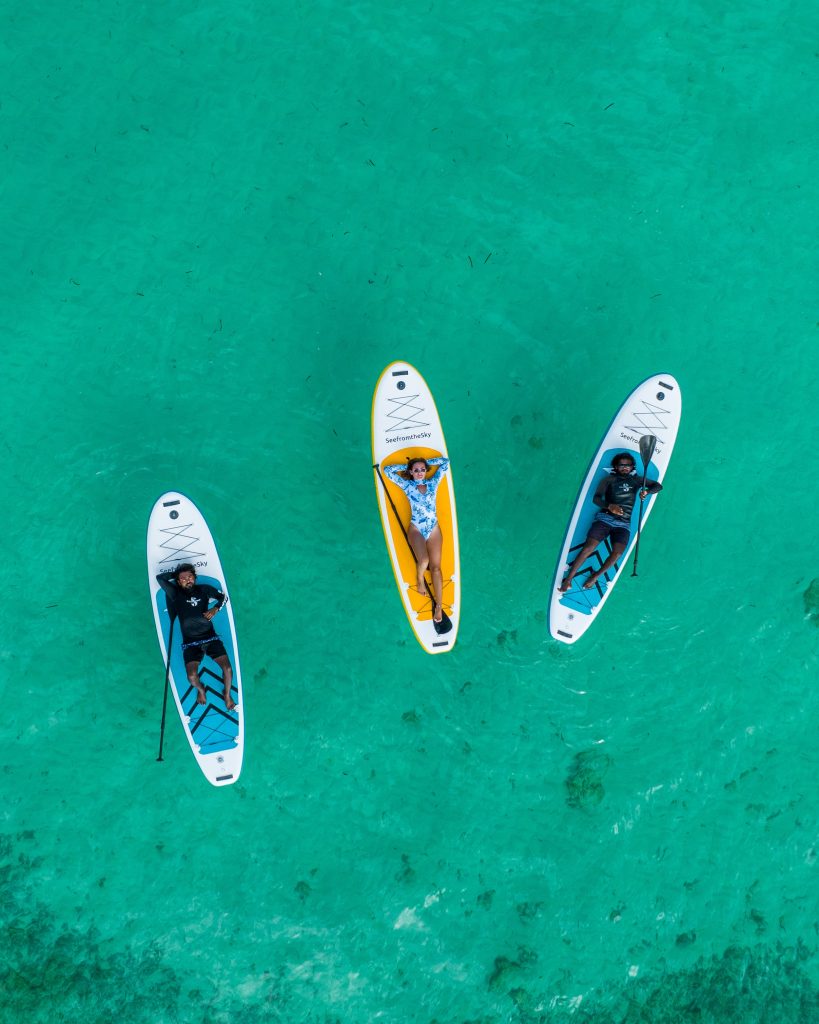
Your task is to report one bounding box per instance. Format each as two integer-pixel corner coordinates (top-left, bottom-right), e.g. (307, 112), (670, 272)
(5, 823), (819, 1024)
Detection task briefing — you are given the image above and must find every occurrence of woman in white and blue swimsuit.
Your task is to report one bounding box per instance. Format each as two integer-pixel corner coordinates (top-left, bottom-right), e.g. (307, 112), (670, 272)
(383, 455), (450, 623)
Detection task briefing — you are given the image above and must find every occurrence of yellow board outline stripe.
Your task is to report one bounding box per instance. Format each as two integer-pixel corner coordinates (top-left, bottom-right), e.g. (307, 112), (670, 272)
(371, 363), (460, 653)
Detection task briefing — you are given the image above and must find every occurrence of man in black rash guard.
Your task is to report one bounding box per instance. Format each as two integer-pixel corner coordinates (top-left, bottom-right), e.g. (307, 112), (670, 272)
(156, 563), (235, 711)
(559, 452), (663, 593)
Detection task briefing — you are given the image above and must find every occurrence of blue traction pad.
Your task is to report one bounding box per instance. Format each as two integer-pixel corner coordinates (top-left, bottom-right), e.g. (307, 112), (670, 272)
(556, 449), (659, 616)
(155, 575), (240, 754)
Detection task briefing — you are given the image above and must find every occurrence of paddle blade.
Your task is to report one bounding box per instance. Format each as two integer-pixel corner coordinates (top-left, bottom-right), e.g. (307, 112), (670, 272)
(639, 434), (657, 468)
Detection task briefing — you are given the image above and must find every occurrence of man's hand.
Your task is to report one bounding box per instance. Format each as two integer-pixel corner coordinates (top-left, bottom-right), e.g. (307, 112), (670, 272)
(607, 503), (625, 516)
(204, 608), (217, 621)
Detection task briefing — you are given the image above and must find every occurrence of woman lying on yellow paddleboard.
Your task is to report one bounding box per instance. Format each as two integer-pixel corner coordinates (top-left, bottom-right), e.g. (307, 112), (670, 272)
(372, 360), (460, 654)
(382, 455), (450, 624)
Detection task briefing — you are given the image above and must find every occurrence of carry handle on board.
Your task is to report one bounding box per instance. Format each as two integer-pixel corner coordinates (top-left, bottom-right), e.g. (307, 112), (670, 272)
(631, 434), (657, 578)
(374, 464), (453, 635)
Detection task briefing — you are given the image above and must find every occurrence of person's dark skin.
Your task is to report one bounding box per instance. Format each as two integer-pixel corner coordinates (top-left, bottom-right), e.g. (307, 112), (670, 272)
(559, 457), (657, 592)
(176, 569), (235, 710)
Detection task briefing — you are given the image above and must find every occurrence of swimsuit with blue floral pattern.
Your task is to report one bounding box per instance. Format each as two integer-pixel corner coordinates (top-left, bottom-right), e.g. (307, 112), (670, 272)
(383, 457), (450, 539)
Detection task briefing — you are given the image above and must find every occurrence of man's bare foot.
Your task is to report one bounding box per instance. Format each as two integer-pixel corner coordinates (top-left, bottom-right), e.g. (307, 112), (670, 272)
(196, 686), (207, 705)
(559, 576), (573, 593)
(224, 692), (236, 711)
(433, 603), (443, 623)
(582, 574), (599, 590)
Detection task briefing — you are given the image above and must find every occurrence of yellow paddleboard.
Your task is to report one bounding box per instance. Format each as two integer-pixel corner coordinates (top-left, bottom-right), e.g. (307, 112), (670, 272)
(372, 361), (460, 654)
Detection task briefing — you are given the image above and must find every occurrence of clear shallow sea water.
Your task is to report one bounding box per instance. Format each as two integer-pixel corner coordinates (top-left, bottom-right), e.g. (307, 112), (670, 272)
(2, 1), (818, 1021)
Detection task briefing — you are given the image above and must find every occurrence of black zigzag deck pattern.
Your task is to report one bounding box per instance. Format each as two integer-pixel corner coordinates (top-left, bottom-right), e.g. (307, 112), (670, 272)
(560, 538), (620, 614)
(181, 666), (239, 754)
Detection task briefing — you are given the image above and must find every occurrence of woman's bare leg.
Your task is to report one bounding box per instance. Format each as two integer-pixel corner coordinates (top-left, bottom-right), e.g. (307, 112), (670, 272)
(408, 524), (430, 593)
(425, 525), (444, 621)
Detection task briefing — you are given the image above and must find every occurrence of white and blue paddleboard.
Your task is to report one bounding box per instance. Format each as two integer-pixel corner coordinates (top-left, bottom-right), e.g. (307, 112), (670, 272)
(147, 492), (243, 786)
(549, 374), (682, 644)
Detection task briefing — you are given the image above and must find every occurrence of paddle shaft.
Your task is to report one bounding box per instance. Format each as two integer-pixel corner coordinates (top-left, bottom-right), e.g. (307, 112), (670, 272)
(631, 457), (653, 578)
(156, 613), (176, 762)
(374, 464), (450, 629)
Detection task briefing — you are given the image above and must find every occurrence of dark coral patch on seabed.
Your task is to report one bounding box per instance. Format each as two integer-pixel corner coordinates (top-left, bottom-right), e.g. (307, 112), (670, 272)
(802, 579), (819, 625)
(565, 748), (612, 810)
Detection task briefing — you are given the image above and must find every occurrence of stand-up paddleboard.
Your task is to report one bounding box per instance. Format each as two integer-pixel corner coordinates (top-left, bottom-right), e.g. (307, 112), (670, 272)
(147, 492), (243, 786)
(372, 361), (460, 654)
(549, 374), (682, 644)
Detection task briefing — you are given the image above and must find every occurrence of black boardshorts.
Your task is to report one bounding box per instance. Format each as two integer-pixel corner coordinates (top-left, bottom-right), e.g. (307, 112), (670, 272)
(182, 637), (228, 665)
(587, 518), (630, 548)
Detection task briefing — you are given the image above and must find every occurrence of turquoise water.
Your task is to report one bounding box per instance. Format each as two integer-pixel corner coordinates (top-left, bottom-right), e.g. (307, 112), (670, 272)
(2, 0), (818, 1020)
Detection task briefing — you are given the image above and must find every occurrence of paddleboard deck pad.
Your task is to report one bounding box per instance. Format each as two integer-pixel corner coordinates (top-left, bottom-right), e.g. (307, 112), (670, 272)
(147, 492), (244, 785)
(549, 374), (681, 644)
(372, 361), (460, 654)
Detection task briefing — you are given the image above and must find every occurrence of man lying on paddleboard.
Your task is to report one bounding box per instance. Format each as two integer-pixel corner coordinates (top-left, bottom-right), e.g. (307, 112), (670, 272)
(559, 452), (662, 593)
(156, 563), (235, 711)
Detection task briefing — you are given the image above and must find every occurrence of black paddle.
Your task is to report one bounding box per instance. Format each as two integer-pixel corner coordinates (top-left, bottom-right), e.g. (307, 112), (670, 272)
(156, 613), (176, 762)
(631, 434), (658, 578)
(374, 464), (453, 635)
